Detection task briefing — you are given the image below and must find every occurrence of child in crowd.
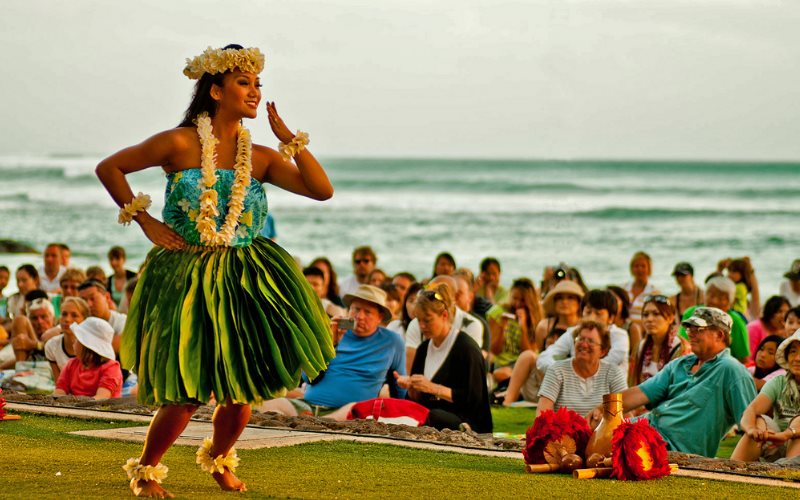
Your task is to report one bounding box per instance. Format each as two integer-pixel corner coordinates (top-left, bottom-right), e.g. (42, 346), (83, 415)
(747, 335), (785, 391)
(786, 307), (800, 336)
(724, 257), (760, 321)
(53, 317), (121, 399)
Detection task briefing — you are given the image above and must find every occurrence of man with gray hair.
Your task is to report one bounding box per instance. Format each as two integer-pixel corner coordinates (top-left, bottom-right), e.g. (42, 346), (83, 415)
(678, 275), (750, 362)
(599, 307), (756, 457)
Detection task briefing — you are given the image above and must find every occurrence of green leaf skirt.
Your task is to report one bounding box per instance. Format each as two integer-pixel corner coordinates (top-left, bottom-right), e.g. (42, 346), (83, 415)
(121, 237), (335, 406)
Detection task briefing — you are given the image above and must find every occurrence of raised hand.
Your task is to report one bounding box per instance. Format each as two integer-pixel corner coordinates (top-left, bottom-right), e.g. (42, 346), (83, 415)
(266, 101), (295, 143)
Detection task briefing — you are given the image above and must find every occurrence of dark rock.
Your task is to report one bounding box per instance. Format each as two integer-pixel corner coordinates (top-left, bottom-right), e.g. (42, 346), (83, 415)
(0, 239), (38, 253)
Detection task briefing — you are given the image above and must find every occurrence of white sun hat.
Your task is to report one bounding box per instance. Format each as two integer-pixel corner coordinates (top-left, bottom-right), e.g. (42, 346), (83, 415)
(775, 328), (800, 371)
(70, 317), (116, 361)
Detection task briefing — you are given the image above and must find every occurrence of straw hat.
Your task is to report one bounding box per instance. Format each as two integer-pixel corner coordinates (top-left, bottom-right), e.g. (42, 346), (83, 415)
(343, 284), (392, 322)
(543, 280), (585, 316)
(70, 317), (116, 361)
(775, 328), (800, 370)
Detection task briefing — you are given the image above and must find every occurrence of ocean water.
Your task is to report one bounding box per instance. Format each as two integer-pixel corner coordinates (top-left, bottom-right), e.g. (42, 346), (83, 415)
(1, 155), (798, 300)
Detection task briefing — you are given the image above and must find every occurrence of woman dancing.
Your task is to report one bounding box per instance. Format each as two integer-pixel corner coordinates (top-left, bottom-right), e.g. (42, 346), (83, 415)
(96, 44), (335, 497)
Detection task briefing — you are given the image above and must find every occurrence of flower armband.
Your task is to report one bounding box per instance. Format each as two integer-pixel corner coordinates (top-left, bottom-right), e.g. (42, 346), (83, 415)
(278, 131), (310, 161)
(118, 192), (152, 225)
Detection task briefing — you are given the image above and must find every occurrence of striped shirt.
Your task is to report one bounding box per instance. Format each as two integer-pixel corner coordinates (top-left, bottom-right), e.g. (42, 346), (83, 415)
(538, 359), (628, 417)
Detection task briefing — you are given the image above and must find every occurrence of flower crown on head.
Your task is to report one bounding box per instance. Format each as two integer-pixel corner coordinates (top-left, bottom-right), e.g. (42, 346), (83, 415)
(183, 46), (265, 80)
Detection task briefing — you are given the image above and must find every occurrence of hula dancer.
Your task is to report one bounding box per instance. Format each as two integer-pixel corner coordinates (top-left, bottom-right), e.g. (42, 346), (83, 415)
(96, 44), (335, 498)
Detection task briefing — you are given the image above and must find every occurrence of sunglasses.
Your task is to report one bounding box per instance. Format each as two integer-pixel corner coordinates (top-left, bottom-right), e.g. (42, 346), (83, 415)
(353, 259), (372, 264)
(420, 289), (445, 302)
(644, 294), (670, 305)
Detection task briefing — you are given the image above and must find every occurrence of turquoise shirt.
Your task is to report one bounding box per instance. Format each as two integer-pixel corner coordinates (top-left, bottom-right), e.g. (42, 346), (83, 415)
(639, 348), (756, 457)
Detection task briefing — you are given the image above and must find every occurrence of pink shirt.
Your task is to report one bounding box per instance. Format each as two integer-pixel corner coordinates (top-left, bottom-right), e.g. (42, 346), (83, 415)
(55, 358), (122, 398)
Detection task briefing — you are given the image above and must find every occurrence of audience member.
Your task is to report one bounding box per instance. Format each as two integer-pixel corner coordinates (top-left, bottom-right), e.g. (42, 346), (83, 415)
(310, 257), (345, 307)
(747, 296), (791, 362)
(38, 243), (65, 294)
(85, 266), (108, 285)
(454, 268), (493, 319)
(786, 307), (800, 336)
(338, 246), (377, 297)
(78, 280), (127, 352)
(391, 272), (416, 300)
(394, 284), (492, 432)
(387, 282), (422, 340)
(537, 289), (631, 376)
(731, 330), (800, 462)
(622, 251), (660, 322)
(607, 284), (643, 364)
(487, 278), (544, 385)
(404, 276), (485, 373)
(535, 280), (583, 351)
(500, 281), (582, 406)
(669, 262), (704, 318)
(452, 272), (490, 351)
(0, 265), (8, 300)
(779, 259), (800, 307)
(381, 283), (403, 324)
(367, 268), (388, 287)
(679, 276), (750, 362)
(56, 243), (71, 267)
(106, 246), (137, 307)
(6, 264), (39, 319)
(724, 257), (760, 320)
(303, 267), (345, 317)
(431, 252), (456, 279)
(475, 257), (507, 305)
(537, 320), (627, 420)
(0, 265), (9, 326)
(747, 335), (786, 391)
(43, 297), (90, 381)
(607, 307), (756, 457)
(7, 292), (55, 367)
(259, 285), (406, 419)
(630, 295), (691, 386)
(53, 317), (122, 399)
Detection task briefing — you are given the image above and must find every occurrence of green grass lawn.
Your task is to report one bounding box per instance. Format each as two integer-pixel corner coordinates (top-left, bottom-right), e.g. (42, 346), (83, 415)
(0, 412), (793, 499)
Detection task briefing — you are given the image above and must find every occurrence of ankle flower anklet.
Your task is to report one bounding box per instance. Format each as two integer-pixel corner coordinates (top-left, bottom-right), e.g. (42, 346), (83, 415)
(118, 193), (152, 225)
(196, 437), (240, 474)
(278, 131), (309, 161)
(123, 457), (169, 483)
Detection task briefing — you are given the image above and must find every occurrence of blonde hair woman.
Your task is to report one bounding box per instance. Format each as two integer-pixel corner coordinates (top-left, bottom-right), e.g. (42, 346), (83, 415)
(394, 284), (492, 432)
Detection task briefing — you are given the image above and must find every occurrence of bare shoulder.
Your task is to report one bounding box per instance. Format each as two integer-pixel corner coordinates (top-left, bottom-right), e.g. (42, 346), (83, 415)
(251, 143), (281, 182)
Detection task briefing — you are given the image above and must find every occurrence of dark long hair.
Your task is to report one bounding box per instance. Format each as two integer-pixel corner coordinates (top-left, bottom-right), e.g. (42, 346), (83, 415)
(401, 282), (423, 330)
(753, 335), (785, 379)
(177, 44), (243, 127)
(431, 252), (456, 279)
(310, 257), (341, 304)
(761, 295), (790, 324)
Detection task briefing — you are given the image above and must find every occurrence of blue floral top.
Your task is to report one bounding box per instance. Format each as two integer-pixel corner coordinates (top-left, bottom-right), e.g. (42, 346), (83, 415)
(163, 168), (268, 247)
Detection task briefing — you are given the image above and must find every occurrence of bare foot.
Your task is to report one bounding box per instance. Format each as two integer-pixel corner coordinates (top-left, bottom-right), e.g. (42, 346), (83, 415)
(212, 470), (247, 492)
(130, 479), (175, 498)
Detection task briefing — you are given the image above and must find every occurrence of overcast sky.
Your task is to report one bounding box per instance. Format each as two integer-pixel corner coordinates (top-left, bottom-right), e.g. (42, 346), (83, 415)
(2, 0), (799, 160)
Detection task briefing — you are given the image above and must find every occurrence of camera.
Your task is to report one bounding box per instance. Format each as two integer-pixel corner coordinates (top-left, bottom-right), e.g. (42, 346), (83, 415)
(338, 317), (355, 330)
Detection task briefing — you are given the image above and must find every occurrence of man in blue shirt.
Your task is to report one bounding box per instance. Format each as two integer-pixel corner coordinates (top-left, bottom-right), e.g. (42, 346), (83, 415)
(603, 307), (756, 457)
(259, 284), (406, 419)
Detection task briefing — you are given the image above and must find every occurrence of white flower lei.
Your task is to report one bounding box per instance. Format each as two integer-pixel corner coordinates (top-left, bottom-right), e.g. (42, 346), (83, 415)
(195, 113), (252, 246)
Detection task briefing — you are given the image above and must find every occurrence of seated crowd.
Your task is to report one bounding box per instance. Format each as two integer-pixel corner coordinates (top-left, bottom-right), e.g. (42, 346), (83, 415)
(2, 243), (800, 462)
